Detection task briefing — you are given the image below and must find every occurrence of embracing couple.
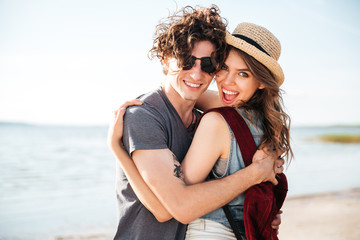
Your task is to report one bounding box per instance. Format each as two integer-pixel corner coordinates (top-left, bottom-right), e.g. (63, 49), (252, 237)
(108, 4), (293, 240)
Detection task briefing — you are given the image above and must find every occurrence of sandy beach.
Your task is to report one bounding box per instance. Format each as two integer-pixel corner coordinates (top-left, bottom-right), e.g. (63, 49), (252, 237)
(55, 188), (360, 240)
(279, 188), (360, 240)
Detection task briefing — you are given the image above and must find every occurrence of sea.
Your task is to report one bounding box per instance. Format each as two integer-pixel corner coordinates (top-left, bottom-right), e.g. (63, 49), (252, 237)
(1, 123), (360, 240)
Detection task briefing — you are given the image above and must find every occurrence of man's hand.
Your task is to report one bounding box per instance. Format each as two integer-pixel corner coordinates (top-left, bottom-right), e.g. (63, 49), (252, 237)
(252, 145), (285, 185)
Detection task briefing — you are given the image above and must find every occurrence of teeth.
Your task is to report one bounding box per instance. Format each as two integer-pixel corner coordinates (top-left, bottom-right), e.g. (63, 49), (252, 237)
(185, 82), (200, 88)
(223, 89), (238, 95)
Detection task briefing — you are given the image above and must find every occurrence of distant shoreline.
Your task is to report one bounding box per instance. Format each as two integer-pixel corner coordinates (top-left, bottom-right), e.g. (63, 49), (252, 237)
(1, 121), (360, 129)
(294, 124), (360, 129)
(318, 134), (360, 143)
(0, 121), (107, 128)
(286, 187), (360, 200)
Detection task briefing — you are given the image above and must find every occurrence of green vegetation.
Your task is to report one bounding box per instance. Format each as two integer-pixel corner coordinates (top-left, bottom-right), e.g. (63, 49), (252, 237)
(319, 134), (360, 143)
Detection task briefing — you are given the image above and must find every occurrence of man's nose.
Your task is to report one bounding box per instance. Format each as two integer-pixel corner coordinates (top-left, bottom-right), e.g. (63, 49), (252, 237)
(189, 60), (203, 81)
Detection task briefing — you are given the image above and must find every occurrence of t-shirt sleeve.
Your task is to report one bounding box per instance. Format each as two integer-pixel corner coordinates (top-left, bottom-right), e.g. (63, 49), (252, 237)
(122, 105), (168, 156)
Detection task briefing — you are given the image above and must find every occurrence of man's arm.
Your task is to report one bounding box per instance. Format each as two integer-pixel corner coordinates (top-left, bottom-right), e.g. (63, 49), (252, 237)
(133, 147), (281, 224)
(110, 144), (173, 222)
(108, 102), (172, 222)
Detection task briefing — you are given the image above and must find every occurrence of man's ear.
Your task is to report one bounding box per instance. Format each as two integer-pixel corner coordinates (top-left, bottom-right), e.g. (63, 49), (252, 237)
(161, 57), (171, 75)
(164, 57), (179, 74)
(162, 57), (169, 66)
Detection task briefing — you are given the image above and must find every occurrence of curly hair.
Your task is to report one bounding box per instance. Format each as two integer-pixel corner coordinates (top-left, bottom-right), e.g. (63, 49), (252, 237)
(229, 46), (293, 163)
(149, 5), (228, 74)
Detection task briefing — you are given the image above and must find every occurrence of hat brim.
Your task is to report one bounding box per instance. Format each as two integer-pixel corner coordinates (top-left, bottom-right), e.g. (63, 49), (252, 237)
(225, 32), (284, 86)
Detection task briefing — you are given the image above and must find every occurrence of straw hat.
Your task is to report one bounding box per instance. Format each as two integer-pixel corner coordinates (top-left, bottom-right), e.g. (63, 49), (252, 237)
(225, 22), (284, 86)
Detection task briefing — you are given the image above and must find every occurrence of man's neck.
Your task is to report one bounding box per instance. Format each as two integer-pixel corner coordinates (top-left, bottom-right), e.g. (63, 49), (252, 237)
(161, 81), (196, 127)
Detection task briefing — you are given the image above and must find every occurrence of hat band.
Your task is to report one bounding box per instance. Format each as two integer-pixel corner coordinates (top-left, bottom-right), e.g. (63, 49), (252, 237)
(232, 34), (270, 56)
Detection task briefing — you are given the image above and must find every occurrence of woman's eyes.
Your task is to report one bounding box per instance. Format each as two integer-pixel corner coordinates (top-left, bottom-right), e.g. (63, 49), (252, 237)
(219, 66), (249, 78)
(221, 65), (228, 70)
(239, 72), (249, 77)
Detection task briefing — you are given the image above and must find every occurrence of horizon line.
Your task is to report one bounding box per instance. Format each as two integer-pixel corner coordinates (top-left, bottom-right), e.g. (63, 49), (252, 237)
(1, 120), (360, 129)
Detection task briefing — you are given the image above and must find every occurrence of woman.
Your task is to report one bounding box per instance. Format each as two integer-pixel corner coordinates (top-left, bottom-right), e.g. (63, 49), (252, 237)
(109, 22), (292, 239)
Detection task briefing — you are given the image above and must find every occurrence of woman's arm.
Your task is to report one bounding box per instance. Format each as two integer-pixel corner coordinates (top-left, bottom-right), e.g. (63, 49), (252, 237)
(181, 111), (230, 184)
(181, 111), (284, 231)
(108, 101), (172, 222)
(195, 89), (223, 111)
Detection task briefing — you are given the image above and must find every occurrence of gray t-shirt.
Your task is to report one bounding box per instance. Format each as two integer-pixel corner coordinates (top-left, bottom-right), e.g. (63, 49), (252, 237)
(113, 87), (200, 240)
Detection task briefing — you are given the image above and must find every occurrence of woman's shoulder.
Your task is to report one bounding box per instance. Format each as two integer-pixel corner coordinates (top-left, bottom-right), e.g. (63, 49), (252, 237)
(201, 110), (226, 123)
(198, 111), (229, 134)
(194, 110), (231, 160)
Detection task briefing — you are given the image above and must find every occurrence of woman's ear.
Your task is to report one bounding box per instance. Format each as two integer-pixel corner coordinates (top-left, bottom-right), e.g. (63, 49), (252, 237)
(258, 83), (265, 89)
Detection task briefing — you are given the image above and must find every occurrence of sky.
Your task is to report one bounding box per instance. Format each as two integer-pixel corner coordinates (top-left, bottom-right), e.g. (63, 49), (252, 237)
(0, 0), (359, 126)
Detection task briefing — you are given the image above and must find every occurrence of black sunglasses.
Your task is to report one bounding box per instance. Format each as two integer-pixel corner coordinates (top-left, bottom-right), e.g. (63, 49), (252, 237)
(182, 56), (217, 74)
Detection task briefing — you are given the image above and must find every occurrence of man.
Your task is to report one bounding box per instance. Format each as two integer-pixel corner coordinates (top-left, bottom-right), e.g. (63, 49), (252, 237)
(111, 5), (283, 240)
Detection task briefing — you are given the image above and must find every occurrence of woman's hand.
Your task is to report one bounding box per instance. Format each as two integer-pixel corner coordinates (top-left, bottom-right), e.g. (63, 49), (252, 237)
(107, 99), (143, 151)
(252, 146), (285, 185)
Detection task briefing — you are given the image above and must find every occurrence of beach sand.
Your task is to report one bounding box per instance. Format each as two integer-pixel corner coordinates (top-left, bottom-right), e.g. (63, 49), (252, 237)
(279, 188), (360, 240)
(56, 188), (360, 240)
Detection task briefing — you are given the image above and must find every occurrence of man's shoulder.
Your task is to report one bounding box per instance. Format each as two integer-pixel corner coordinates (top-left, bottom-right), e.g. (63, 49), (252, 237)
(133, 87), (159, 102)
(122, 89), (170, 153)
(139, 88), (167, 107)
(124, 88), (168, 124)
(127, 88), (167, 115)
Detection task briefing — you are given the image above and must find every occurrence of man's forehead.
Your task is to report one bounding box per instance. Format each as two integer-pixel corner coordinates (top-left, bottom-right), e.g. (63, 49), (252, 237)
(191, 40), (216, 57)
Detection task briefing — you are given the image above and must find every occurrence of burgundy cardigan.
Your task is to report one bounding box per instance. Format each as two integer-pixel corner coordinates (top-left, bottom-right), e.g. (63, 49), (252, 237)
(201, 107), (288, 240)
